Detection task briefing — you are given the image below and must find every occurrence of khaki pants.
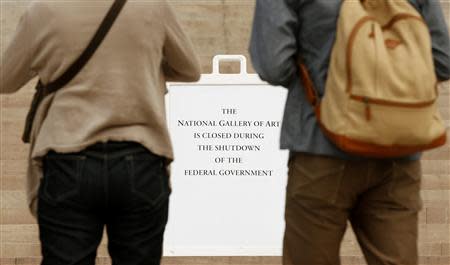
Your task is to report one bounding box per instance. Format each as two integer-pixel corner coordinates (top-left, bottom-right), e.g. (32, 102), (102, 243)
(283, 153), (422, 265)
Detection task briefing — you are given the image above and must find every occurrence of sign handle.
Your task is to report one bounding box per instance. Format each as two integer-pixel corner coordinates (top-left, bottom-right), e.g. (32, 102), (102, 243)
(212, 55), (247, 75)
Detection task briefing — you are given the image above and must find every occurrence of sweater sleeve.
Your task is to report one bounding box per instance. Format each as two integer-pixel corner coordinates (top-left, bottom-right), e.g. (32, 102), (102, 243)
(162, 1), (201, 82)
(1, 9), (37, 94)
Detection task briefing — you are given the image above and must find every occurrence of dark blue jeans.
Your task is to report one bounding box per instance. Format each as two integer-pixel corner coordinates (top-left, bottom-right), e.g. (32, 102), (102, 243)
(38, 141), (171, 265)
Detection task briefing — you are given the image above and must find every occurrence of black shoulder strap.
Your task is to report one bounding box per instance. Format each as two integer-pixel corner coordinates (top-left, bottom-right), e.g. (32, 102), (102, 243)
(22, 0), (127, 143)
(45, 0), (127, 93)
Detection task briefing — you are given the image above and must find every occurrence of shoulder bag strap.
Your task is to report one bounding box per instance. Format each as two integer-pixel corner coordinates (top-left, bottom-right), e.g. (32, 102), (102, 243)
(22, 0), (127, 143)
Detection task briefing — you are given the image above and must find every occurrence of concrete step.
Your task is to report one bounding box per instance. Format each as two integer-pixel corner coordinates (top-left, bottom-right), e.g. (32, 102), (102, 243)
(2, 256), (449, 265)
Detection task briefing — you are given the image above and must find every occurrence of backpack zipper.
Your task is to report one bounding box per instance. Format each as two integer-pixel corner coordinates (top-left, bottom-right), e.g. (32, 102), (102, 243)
(350, 94), (436, 121)
(363, 97), (372, 121)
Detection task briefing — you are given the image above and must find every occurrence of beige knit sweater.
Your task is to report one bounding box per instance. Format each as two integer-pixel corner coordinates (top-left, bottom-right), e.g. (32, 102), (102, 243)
(0, 0), (201, 216)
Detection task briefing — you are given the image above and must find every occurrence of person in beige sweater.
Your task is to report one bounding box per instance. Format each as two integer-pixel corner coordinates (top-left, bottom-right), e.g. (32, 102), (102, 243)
(1, 1), (201, 264)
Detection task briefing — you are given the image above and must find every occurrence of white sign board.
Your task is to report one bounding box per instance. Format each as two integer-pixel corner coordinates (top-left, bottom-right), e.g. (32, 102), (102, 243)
(164, 55), (289, 256)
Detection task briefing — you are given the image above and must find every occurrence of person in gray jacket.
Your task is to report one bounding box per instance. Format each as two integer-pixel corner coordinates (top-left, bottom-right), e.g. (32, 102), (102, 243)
(249, 1), (450, 265)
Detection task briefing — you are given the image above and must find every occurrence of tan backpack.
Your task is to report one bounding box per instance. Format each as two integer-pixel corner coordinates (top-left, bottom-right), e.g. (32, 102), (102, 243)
(300, 0), (447, 158)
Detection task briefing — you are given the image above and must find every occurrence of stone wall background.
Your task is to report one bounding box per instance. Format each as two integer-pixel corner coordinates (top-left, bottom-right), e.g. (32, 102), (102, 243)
(0, 1), (449, 264)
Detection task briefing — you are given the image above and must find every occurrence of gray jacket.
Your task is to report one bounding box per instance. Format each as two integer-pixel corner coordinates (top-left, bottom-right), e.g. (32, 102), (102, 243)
(249, 0), (450, 160)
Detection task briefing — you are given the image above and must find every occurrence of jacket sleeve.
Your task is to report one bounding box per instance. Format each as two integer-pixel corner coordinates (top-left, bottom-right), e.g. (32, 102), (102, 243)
(249, 0), (300, 88)
(162, 1), (201, 82)
(420, 0), (450, 82)
(0, 10), (37, 94)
